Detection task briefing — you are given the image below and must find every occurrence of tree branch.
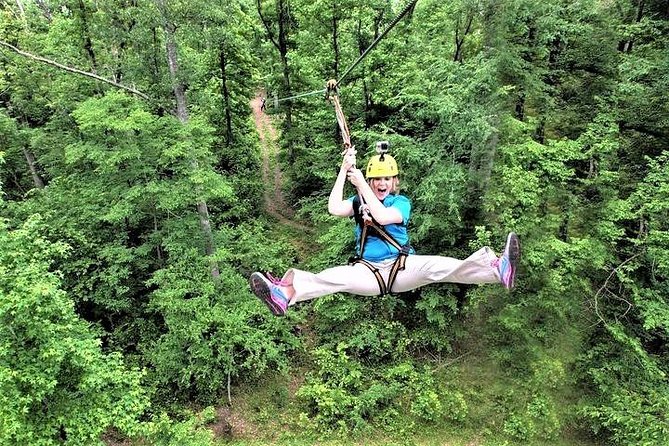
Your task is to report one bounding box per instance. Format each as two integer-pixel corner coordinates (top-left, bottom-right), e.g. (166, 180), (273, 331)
(15, 0), (25, 17)
(256, 0), (280, 52)
(593, 253), (641, 326)
(0, 40), (149, 100)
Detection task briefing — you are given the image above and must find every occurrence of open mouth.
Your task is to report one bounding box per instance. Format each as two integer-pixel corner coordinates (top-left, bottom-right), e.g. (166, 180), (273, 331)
(375, 186), (389, 197)
(371, 177), (392, 199)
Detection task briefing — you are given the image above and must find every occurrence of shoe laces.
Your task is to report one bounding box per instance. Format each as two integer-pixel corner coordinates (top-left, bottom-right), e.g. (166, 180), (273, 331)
(490, 258), (500, 268)
(266, 272), (290, 287)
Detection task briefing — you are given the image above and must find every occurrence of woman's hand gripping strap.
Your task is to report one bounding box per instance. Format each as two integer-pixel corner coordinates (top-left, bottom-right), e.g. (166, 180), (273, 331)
(327, 79), (372, 224)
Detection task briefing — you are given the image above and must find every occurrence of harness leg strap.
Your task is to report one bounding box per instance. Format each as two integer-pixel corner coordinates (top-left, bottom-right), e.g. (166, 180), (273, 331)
(349, 257), (387, 296)
(386, 252), (408, 294)
(386, 245), (412, 293)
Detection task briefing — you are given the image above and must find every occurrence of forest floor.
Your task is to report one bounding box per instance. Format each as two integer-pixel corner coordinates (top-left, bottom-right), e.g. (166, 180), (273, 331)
(250, 94), (312, 234)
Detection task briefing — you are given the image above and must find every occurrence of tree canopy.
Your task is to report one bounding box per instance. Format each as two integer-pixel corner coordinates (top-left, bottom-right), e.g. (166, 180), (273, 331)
(1, 0), (668, 445)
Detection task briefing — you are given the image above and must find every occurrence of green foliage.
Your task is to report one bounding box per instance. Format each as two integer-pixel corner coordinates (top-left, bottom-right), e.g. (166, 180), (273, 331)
(297, 345), (453, 434)
(143, 247), (299, 405)
(576, 150), (669, 446)
(502, 393), (560, 442)
(498, 360), (565, 441)
(134, 412), (215, 446)
(410, 159), (469, 250)
(633, 152), (669, 279)
(0, 112), (24, 200)
(225, 219), (303, 277)
(0, 216), (147, 445)
(579, 330), (669, 446)
(2, 0), (669, 445)
(1, 0), (290, 421)
(413, 288), (458, 331)
(2, 91), (238, 365)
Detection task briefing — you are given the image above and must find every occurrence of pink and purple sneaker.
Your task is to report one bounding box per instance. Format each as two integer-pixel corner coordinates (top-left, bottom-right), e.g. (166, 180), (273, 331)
(249, 272), (289, 316)
(497, 232), (520, 290)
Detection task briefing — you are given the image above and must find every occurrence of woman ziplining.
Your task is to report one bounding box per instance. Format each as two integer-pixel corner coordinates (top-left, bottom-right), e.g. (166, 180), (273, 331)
(249, 141), (521, 316)
(249, 0), (520, 315)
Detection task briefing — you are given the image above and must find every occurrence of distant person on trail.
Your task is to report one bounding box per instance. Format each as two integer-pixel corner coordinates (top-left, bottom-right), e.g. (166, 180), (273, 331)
(249, 144), (521, 316)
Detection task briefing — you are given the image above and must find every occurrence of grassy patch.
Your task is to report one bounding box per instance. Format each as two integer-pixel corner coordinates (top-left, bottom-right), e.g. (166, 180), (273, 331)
(205, 350), (599, 446)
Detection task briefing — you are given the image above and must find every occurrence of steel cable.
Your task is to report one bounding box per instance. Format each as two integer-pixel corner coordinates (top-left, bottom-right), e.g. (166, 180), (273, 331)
(270, 0), (418, 105)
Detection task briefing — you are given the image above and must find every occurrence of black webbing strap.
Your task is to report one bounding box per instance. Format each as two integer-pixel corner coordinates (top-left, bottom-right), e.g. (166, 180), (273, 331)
(386, 245), (411, 293)
(354, 196), (403, 258)
(352, 197), (411, 295)
(364, 220), (402, 250)
(350, 249), (409, 296)
(349, 256), (387, 296)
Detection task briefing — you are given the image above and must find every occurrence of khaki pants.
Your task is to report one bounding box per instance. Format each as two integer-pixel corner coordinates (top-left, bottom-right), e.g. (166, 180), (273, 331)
(284, 247), (500, 305)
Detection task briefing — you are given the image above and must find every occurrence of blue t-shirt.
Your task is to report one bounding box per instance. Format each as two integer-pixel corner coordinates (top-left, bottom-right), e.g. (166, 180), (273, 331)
(349, 194), (412, 262)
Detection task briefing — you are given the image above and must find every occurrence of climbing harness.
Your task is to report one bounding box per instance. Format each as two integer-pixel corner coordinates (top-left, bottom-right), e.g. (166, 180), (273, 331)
(349, 195), (413, 296)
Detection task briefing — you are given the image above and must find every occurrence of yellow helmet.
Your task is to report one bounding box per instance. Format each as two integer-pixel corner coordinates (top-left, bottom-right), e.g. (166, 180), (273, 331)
(366, 154), (399, 178)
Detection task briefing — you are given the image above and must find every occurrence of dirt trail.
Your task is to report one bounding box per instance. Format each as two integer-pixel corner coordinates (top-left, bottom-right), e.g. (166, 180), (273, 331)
(250, 94), (312, 233)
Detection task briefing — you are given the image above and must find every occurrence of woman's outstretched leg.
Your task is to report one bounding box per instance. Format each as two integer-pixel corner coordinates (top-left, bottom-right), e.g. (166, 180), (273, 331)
(249, 262), (383, 315)
(391, 232), (520, 292)
(285, 263), (384, 304)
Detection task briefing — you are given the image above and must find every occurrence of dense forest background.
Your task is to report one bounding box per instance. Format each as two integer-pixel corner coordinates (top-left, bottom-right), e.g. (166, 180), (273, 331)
(1, 0), (668, 445)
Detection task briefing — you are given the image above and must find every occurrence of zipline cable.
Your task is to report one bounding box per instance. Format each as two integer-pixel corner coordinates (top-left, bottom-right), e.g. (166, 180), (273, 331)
(271, 0), (418, 105)
(336, 0), (417, 88)
(273, 87), (327, 105)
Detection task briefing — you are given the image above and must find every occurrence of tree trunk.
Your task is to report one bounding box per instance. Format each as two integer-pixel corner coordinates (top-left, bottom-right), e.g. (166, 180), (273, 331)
(515, 91), (525, 121)
(276, 0), (293, 158)
(15, 0), (25, 17)
(534, 117), (546, 144)
(219, 49), (233, 146)
(331, 3), (340, 78)
(357, 18), (370, 129)
(22, 147), (45, 189)
(453, 13), (473, 63)
(618, 0), (645, 53)
(109, 4), (137, 84)
(76, 0), (98, 72)
(357, 18), (375, 129)
(478, 124), (499, 192)
(474, 0), (503, 192)
(153, 211), (163, 262)
(156, 0), (220, 280)
(360, 10), (384, 128)
(35, 0), (52, 22)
